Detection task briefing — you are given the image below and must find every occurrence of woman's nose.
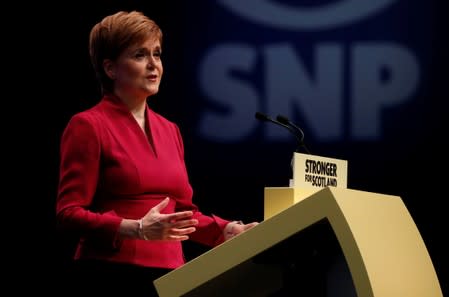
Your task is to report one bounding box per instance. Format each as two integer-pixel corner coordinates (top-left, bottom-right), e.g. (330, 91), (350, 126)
(147, 55), (159, 69)
(147, 60), (155, 69)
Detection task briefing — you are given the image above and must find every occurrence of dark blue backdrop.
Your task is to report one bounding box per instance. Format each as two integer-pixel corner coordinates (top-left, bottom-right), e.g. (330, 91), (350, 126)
(30, 0), (447, 294)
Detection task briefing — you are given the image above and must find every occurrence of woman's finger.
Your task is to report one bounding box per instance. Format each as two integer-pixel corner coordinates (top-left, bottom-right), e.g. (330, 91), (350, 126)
(244, 222), (259, 230)
(170, 227), (197, 236)
(164, 210), (194, 221)
(166, 234), (190, 241)
(170, 219), (198, 229)
(151, 197), (170, 213)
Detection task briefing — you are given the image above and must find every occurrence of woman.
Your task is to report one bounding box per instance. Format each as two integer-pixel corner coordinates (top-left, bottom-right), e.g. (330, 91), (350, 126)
(56, 10), (257, 295)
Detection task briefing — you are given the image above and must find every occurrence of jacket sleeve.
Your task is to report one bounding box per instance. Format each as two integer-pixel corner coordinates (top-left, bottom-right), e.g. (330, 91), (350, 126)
(172, 124), (230, 247)
(56, 113), (122, 249)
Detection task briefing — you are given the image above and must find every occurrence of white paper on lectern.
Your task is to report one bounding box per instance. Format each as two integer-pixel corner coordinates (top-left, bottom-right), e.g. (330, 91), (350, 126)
(292, 152), (348, 189)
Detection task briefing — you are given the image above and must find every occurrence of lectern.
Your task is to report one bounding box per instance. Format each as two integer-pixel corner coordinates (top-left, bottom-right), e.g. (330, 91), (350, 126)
(154, 187), (442, 297)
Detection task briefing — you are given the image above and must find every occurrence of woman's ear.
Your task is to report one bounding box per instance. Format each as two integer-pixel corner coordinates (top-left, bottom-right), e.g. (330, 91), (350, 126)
(103, 59), (115, 79)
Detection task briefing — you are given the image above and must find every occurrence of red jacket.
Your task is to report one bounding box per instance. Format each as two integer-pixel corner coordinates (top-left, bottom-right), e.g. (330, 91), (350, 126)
(56, 94), (229, 269)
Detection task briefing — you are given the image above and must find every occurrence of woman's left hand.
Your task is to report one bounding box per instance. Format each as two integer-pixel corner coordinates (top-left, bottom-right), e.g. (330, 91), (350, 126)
(224, 221), (259, 240)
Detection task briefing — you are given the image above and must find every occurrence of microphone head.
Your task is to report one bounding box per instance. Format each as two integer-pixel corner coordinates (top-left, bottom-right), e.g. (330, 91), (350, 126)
(255, 111), (270, 121)
(276, 114), (289, 124)
(255, 112), (310, 154)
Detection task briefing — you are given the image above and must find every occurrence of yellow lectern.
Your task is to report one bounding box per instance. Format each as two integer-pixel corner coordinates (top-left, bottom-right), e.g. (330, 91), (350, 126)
(154, 187), (442, 297)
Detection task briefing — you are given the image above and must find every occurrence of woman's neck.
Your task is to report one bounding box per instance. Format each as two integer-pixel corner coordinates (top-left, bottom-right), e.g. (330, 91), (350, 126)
(114, 90), (147, 119)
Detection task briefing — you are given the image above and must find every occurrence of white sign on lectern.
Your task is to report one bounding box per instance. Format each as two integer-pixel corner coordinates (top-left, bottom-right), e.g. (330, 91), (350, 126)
(292, 152), (348, 189)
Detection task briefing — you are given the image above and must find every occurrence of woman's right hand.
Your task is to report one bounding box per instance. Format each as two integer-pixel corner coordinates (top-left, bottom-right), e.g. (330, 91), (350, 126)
(139, 197), (198, 241)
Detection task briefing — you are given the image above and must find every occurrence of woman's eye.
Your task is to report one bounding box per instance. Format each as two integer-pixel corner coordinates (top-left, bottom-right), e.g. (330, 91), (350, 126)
(132, 49), (161, 60)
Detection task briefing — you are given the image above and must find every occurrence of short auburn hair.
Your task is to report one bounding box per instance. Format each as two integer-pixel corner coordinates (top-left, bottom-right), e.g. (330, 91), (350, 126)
(89, 11), (163, 94)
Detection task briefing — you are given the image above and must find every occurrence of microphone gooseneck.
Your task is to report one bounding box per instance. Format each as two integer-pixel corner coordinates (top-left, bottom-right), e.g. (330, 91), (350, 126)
(276, 114), (310, 154)
(276, 115), (305, 143)
(255, 112), (306, 153)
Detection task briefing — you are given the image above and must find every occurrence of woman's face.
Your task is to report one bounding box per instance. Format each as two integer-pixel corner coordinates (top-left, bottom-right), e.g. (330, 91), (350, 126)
(107, 37), (163, 99)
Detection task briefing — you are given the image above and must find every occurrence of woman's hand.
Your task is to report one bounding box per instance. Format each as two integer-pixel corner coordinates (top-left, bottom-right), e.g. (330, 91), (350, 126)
(224, 221), (259, 241)
(139, 197), (198, 241)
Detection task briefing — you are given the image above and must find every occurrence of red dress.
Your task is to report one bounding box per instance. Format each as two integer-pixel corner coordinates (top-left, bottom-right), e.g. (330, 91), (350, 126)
(56, 94), (229, 269)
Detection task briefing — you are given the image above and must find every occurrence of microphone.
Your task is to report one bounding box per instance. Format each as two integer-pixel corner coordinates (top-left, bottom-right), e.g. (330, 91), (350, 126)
(276, 114), (310, 154)
(276, 115), (304, 143)
(255, 111), (304, 152)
